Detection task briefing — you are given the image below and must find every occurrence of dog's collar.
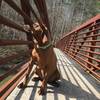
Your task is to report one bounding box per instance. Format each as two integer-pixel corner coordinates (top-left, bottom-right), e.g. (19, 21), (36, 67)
(33, 37), (52, 50)
(38, 42), (52, 50)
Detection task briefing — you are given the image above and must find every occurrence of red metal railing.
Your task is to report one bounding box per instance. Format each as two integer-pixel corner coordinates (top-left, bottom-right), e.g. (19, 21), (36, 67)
(0, 0), (50, 99)
(0, 0), (99, 99)
(56, 14), (100, 80)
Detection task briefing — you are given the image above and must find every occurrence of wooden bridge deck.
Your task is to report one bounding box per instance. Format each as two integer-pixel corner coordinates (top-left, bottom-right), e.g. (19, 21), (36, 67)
(7, 48), (100, 100)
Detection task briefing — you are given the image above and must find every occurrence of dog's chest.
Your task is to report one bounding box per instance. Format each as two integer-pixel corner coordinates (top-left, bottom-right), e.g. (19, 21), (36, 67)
(32, 48), (48, 66)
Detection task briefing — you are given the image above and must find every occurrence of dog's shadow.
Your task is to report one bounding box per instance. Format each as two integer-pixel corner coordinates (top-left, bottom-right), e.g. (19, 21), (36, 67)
(46, 78), (99, 100)
(15, 78), (98, 100)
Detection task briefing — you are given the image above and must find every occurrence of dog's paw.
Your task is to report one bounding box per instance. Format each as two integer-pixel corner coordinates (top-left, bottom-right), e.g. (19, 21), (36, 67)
(48, 81), (60, 87)
(32, 77), (42, 82)
(18, 82), (26, 89)
(38, 87), (46, 95)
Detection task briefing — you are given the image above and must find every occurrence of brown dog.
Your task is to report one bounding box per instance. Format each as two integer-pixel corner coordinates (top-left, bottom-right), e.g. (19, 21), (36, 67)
(29, 23), (60, 95)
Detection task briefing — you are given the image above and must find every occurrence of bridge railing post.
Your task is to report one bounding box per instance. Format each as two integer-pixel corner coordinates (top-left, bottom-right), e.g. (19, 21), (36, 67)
(87, 20), (99, 71)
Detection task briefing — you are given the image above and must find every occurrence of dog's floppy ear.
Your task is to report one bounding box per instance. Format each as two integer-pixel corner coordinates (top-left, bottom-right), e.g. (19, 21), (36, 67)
(23, 24), (36, 34)
(23, 25), (31, 32)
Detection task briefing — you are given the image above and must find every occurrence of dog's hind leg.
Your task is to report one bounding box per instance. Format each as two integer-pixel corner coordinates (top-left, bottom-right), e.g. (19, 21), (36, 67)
(48, 69), (60, 82)
(48, 69), (60, 87)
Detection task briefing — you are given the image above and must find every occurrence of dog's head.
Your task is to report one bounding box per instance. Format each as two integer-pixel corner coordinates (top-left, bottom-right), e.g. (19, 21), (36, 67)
(24, 22), (48, 46)
(32, 22), (44, 42)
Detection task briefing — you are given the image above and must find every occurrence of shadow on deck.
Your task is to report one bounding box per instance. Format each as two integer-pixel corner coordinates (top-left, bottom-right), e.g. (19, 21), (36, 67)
(7, 48), (100, 100)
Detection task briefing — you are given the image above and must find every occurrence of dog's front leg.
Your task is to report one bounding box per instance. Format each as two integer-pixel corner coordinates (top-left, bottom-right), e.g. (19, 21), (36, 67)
(38, 69), (48, 95)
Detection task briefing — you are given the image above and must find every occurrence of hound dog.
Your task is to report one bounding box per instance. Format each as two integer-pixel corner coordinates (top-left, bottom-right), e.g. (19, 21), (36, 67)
(27, 23), (60, 95)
